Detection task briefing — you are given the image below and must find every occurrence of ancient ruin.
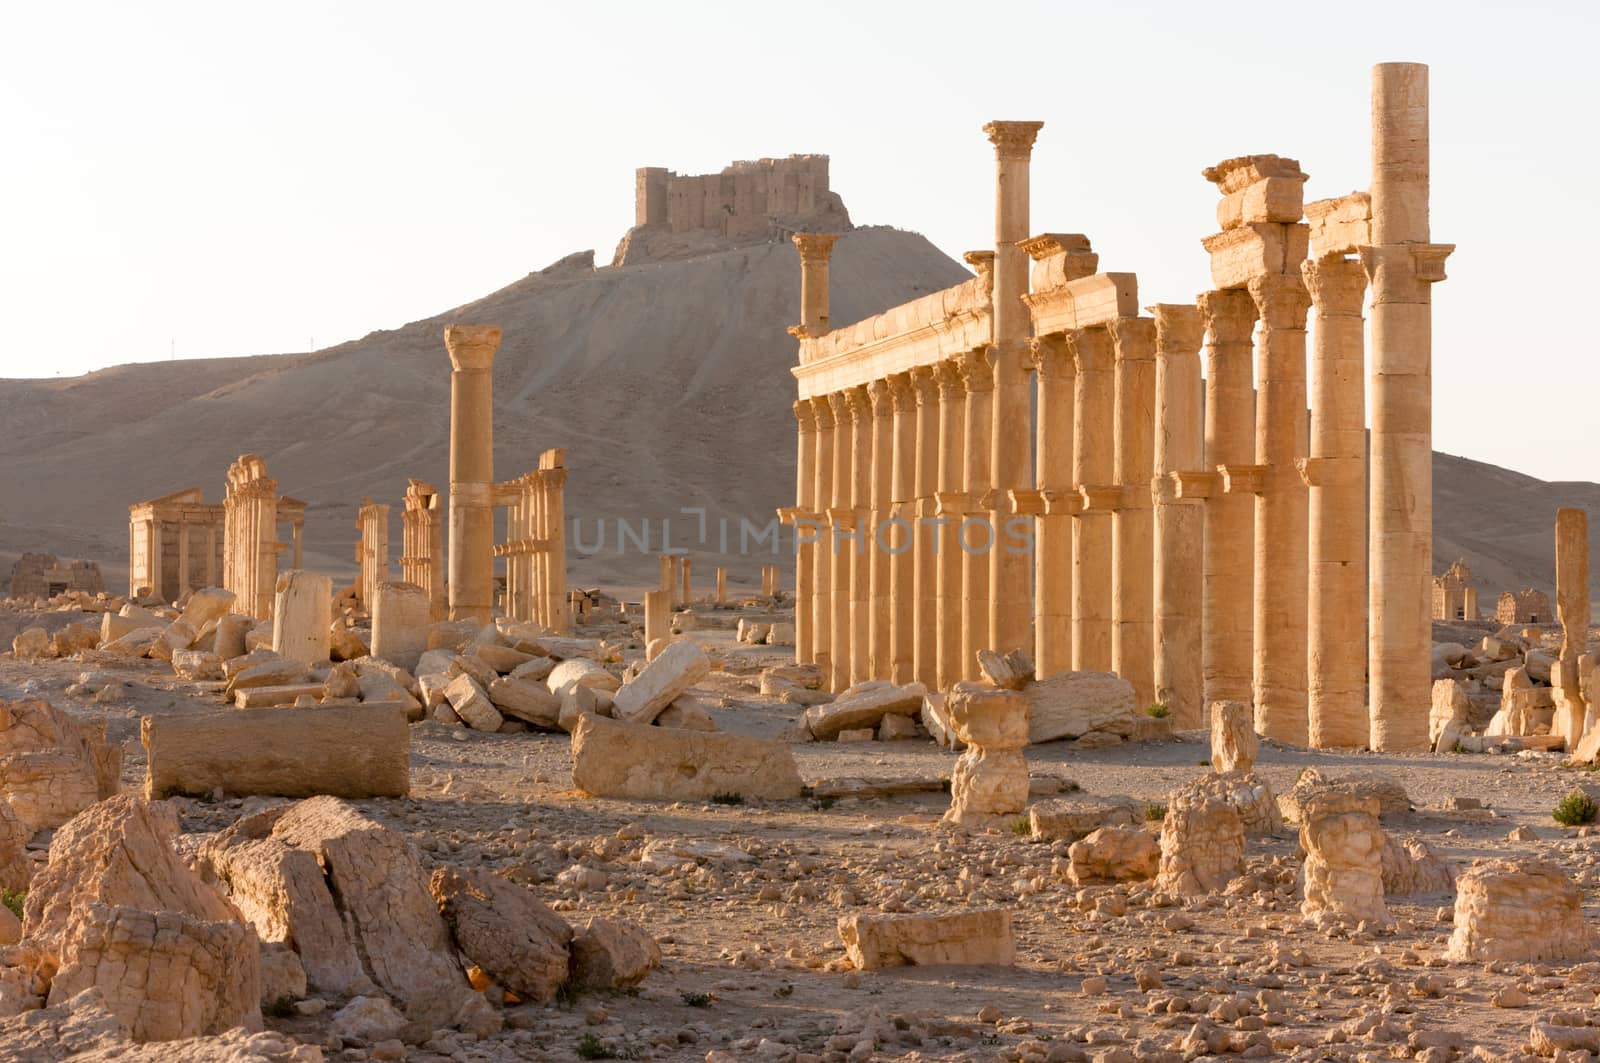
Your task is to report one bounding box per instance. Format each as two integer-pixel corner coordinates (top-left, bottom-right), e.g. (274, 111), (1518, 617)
(1497, 587), (1553, 625)
(1432, 558), (1480, 620)
(5, 552), (103, 602)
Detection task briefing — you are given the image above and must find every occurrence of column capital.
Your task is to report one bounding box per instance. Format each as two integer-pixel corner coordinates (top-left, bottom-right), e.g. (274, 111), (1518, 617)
(1148, 304), (1204, 357)
(887, 372), (916, 413)
(793, 399), (817, 432)
(844, 384), (872, 422)
(1107, 316), (1156, 362)
(1247, 273), (1311, 329)
(910, 365), (939, 405)
(866, 378), (894, 418)
(1358, 242), (1455, 288)
(1065, 326), (1113, 373)
(983, 120), (1044, 160)
(1197, 289), (1257, 344)
(1301, 255), (1368, 314)
(792, 232), (840, 264)
(963, 250), (997, 290)
(933, 360), (965, 398)
(811, 394), (837, 428)
(825, 391), (851, 424)
(1031, 334), (1074, 379)
(443, 324), (502, 371)
(953, 347), (994, 393)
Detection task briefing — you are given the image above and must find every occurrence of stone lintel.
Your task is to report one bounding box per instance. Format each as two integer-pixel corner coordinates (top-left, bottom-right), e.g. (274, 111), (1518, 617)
(1023, 273), (1139, 335)
(1202, 224), (1310, 290)
(1306, 192), (1372, 258)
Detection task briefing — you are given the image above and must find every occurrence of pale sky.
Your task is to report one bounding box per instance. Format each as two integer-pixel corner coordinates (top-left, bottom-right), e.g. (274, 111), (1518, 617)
(3, 1), (1596, 482)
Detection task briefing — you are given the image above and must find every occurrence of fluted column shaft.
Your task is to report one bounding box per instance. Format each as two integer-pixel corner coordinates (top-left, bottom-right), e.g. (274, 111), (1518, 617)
(983, 121), (1043, 658)
(793, 400), (817, 664)
(1250, 274), (1313, 744)
(1151, 305), (1206, 728)
(443, 326), (500, 623)
(1070, 328), (1115, 671)
(1034, 336), (1074, 677)
(910, 368), (940, 688)
(887, 374), (916, 684)
(958, 348), (994, 680)
(934, 362), (967, 690)
(810, 397), (836, 680)
(1303, 256), (1368, 747)
(847, 387), (872, 686)
(1110, 317), (1157, 708)
(866, 380), (893, 681)
(1368, 61), (1451, 751)
(827, 391), (853, 691)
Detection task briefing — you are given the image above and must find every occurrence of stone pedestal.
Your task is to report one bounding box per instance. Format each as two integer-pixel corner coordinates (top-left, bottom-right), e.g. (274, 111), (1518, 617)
(1209, 700), (1257, 773)
(943, 682), (1029, 824)
(1156, 786), (1245, 897)
(1367, 62), (1453, 751)
(443, 325), (501, 624)
(371, 581), (429, 674)
(1151, 305), (1205, 726)
(272, 571), (332, 667)
(1070, 328), (1114, 672)
(1445, 858), (1591, 963)
(1300, 791), (1389, 924)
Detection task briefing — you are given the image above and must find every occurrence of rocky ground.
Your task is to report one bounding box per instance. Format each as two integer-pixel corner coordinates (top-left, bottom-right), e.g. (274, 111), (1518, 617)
(4, 601), (1600, 1062)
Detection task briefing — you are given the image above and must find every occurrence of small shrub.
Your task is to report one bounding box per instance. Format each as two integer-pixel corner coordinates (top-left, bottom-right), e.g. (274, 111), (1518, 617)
(1009, 816), (1032, 836)
(1145, 703), (1171, 719)
(263, 996), (296, 1019)
(577, 1033), (616, 1060)
(773, 983), (794, 999)
(0, 889), (23, 921)
(1196, 758), (1211, 767)
(679, 990), (712, 1008)
(1553, 790), (1598, 827)
(554, 979), (581, 1008)
(1143, 802), (1168, 822)
(811, 796), (836, 811)
(709, 792), (744, 806)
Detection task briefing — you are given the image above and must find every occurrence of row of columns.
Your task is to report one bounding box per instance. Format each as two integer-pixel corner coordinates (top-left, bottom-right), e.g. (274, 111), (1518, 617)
(495, 451), (570, 634)
(356, 499), (390, 610)
(222, 454), (282, 620)
(400, 480), (445, 622)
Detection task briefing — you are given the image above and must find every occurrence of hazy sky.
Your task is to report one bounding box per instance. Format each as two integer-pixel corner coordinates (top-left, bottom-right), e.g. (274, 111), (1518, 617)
(3, 1), (1596, 482)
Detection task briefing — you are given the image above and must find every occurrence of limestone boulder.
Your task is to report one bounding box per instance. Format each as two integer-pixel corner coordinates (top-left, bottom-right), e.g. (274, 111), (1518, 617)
(47, 903), (261, 1043)
(1186, 771), (1281, 835)
(1209, 700), (1257, 773)
(147, 621), (197, 663)
(429, 867), (572, 1001)
(487, 676), (562, 730)
(257, 944), (306, 1008)
(804, 681), (925, 740)
(12, 628), (51, 659)
(171, 651), (223, 682)
(570, 714), (803, 801)
(568, 915), (660, 989)
(1279, 768), (1410, 824)
(546, 657), (620, 698)
(102, 627), (165, 658)
(473, 643), (533, 675)
(1024, 670), (1138, 744)
(50, 623), (100, 658)
(612, 641), (710, 725)
(330, 995), (405, 1044)
(1028, 796), (1140, 842)
(1381, 834), (1456, 897)
(0, 988), (133, 1060)
(655, 696), (716, 731)
(23, 794), (241, 962)
(0, 798), (31, 892)
(1430, 679), (1470, 753)
(1067, 827), (1159, 885)
(428, 618), (484, 652)
(1445, 858), (1591, 963)
(1299, 791), (1389, 924)
(178, 588), (237, 633)
(1156, 785), (1245, 896)
(837, 909), (1014, 970)
(212, 615), (254, 662)
(0, 697), (123, 832)
(444, 674), (503, 732)
(226, 658), (307, 695)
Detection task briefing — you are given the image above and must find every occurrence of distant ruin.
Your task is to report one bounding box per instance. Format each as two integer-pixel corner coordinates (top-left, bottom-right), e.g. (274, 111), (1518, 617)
(613, 155), (852, 266)
(1497, 588), (1552, 625)
(6, 552), (103, 600)
(1432, 559), (1480, 620)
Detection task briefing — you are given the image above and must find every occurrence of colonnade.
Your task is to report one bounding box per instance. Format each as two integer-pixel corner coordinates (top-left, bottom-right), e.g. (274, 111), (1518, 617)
(786, 63), (1450, 751)
(400, 480), (445, 622)
(494, 448), (570, 634)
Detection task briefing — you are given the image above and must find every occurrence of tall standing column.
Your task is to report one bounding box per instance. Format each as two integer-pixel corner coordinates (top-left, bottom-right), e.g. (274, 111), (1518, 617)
(1556, 508), (1591, 749)
(1033, 335), (1074, 677)
(957, 348), (994, 679)
(793, 233), (839, 336)
(887, 373), (917, 684)
(1302, 256), (1369, 747)
(545, 461), (569, 634)
(1070, 327), (1115, 672)
(827, 391), (855, 691)
(443, 324), (502, 624)
(177, 519), (192, 598)
(933, 361), (967, 690)
(1250, 274), (1312, 745)
(983, 120), (1044, 658)
(846, 386), (872, 686)
(1367, 62), (1453, 751)
(867, 379), (894, 681)
(1150, 304), (1205, 728)
(910, 367), (940, 689)
(793, 400), (817, 664)
(1200, 291), (1257, 707)
(810, 396), (836, 682)
(1109, 317), (1157, 708)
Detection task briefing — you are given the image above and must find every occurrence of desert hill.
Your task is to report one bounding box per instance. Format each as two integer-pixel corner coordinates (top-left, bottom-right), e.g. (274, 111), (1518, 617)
(0, 226), (1594, 607)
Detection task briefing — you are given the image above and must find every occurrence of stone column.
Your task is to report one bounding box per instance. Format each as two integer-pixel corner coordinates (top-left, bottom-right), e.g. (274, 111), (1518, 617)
(643, 588), (670, 648)
(847, 385), (872, 686)
(933, 361), (968, 690)
(1302, 256), (1369, 748)
(1070, 328), (1115, 672)
(910, 367), (940, 689)
(1250, 274), (1312, 745)
(887, 372), (916, 684)
(205, 524), (217, 589)
(680, 557), (692, 609)
(793, 400), (816, 663)
(983, 120), (1044, 660)
(149, 515), (164, 601)
(1199, 291), (1257, 707)
(292, 523), (302, 570)
(1557, 507), (1590, 746)
(811, 395), (836, 682)
(1151, 304), (1205, 728)
(545, 461), (569, 634)
(175, 519), (190, 598)
(1109, 317), (1157, 708)
(1367, 62), (1453, 752)
(659, 554), (674, 600)
(957, 348), (993, 680)
(793, 233), (839, 336)
(827, 390), (854, 691)
(1033, 335), (1074, 677)
(867, 379), (894, 681)
(716, 567), (727, 606)
(443, 324), (501, 624)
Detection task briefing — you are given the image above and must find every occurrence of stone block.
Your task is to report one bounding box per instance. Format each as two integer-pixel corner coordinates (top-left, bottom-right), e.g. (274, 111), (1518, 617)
(444, 674), (503, 732)
(1215, 176), (1306, 230)
(487, 676), (561, 729)
(0, 697), (122, 832)
(271, 572), (331, 667)
(837, 908), (1014, 970)
(1029, 796), (1141, 842)
(1445, 858), (1591, 963)
(1025, 670), (1137, 744)
(142, 706), (410, 800)
(1209, 700), (1256, 773)
(804, 681), (925, 739)
(570, 714), (802, 801)
(429, 867), (571, 1002)
(569, 916), (661, 989)
(1201, 223), (1310, 289)
(233, 684), (327, 709)
(370, 582), (428, 674)
(1305, 192), (1372, 257)
(179, 588), (237, 633)
(1067, 827), (1159, 885)
(612, 641), (710, 725)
